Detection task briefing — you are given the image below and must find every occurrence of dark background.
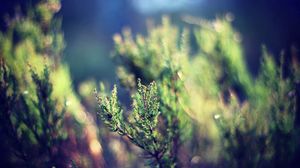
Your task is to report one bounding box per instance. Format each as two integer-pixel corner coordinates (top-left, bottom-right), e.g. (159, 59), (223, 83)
(1, 0), (300, 86)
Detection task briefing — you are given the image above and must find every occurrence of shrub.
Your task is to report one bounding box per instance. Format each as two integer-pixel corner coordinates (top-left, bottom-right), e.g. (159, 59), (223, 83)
(0, 0), (88, 166)
(96, 16), (300, 167)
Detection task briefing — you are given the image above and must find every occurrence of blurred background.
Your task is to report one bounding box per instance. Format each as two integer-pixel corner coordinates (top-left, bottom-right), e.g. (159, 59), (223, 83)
(60, 0), (300, 86)
(2, 0), (300, 86)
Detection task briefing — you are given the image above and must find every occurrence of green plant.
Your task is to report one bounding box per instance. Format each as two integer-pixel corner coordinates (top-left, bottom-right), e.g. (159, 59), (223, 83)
(95, 16), (195, 167)
(192, 16), (300, 167)
(215, 51), (299, 167)
(95, 78), (190, 167)
(0, 0), (90, 166)
(0, 60), (66, 166)
(96, 80), (173, 167)
(96, 15), (300, 168)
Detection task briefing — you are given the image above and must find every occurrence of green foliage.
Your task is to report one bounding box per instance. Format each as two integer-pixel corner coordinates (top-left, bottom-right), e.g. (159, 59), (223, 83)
(98, 15), (300, 167)
(104, 16), (194, 167)
(96, 80), (179, 167)
(1, 1), (298, 166)
(193, 17), (300, 167)
(113, 16), (189, 83)
(0, 0), (86, 166)
(0, 59), (65, 166)
(215, 54), (299, 167)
